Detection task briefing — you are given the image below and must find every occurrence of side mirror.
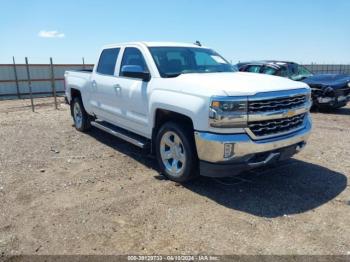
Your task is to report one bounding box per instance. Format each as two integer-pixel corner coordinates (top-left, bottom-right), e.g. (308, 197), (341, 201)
(121, 65), (151, 82)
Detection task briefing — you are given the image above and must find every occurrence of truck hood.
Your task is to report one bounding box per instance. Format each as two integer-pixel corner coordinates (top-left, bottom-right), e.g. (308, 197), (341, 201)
(302, 74), (350, 89)
(172, 72), (309, 96)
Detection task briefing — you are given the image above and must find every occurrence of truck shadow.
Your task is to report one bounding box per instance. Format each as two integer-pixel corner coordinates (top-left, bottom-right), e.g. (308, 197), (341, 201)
(88, 128), (347, 218)
(87, 127), (159, 169)
(183, 160), (347, 218)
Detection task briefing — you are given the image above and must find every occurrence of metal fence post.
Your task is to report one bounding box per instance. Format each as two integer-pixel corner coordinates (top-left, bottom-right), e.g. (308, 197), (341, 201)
(82, 57), (85, 70)
(50, 57), (58, 109)
(12, 56), (20, 98)
(25, 57), (35, 112)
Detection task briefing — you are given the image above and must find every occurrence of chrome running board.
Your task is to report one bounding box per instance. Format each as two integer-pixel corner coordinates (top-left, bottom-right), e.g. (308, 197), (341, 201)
(91, 120), (149, 149)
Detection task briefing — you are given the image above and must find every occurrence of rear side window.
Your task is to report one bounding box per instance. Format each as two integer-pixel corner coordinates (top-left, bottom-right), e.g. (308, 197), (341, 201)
(262, 65), (288, 77)
(246, 65), (262, 73)
(96, 48), (120, 75)
(262, 66), (278, 75)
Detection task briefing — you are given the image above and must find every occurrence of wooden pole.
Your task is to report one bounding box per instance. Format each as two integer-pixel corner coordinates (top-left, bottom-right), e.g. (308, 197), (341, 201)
(25, 57), (35, 112)
(50, 57), (58, 109)
(12, 56), (20, 98)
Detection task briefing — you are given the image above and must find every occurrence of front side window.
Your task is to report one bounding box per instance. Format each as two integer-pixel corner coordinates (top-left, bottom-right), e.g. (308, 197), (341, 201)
(120, 47), (148, 75)
(149, 47), (235, 77)
(277, 66), (289, 77)
(96, 48), (120, 75)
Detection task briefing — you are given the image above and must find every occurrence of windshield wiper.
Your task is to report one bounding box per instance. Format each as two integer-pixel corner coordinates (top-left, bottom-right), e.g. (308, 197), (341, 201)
(163, 73), (182, 78)
(292, 75), (310, 81)
(293, 76), (305, 81)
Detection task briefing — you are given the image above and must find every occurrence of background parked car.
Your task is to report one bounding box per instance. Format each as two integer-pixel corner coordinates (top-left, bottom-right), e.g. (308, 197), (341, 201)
(237, 61), (350, 109)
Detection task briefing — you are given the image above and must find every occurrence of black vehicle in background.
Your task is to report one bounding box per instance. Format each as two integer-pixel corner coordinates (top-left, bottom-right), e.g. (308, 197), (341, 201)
(237, 61), (350, 109)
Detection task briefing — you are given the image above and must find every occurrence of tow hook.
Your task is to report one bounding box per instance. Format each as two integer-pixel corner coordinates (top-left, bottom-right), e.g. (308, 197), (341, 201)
(247, 152), (280, 168)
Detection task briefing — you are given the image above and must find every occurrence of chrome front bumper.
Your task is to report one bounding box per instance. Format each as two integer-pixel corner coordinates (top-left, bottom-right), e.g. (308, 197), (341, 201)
(194, 114), (312, 164)
(317, 95), (350, 105)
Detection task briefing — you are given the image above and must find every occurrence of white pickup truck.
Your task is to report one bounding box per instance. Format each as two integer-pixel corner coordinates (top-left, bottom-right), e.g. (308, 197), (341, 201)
(65, 42), (312, 182)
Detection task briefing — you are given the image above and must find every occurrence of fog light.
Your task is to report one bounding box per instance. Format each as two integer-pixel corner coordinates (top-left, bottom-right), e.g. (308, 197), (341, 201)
(296, 142), (306, 152)
(318, 97), (334, 103)
(224, 143), (234, 159)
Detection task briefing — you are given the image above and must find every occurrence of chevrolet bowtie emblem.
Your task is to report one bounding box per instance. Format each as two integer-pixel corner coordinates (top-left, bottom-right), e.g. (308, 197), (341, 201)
(285, 110), (296, 117)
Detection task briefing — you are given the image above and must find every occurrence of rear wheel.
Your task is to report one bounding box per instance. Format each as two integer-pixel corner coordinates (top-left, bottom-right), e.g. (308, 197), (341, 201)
(156, 122), (198, 182)
(72, 97), (91, 132)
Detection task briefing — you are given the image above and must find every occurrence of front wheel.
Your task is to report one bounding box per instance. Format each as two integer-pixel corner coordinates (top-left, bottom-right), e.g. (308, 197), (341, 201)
(156, 122), (198, 182)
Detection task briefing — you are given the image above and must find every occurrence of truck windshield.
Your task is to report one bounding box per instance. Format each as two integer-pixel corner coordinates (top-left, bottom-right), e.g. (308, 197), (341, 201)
(288, 63), (313, 81)
(149, 47), (236, 78)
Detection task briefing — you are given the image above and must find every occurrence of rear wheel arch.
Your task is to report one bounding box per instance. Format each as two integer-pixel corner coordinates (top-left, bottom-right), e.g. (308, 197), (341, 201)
(71, 97), (91, 132)
(70, 88), (81, 99)
(70, 88), (82, 116)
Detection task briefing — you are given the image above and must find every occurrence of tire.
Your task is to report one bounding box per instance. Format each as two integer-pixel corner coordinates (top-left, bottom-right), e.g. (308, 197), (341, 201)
(71, 97), (91, 132)
(155, 121), (198, 182)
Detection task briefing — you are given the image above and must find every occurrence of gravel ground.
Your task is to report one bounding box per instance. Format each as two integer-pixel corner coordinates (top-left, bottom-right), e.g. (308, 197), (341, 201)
(0, 97), (349, 255)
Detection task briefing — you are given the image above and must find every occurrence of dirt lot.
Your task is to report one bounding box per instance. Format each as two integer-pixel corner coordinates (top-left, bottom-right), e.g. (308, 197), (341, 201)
(0, 97), (349, 255)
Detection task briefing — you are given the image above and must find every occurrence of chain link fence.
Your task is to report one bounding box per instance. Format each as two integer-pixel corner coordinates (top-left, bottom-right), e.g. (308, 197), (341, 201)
(1, 60), (349, 103)
(0, 59), (93, 102)
(303, 64), (350, 74)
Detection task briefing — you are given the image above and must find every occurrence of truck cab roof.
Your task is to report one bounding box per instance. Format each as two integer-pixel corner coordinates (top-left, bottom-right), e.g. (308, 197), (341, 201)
(237, 60), (298, 69)
(102, 41), (207, 49)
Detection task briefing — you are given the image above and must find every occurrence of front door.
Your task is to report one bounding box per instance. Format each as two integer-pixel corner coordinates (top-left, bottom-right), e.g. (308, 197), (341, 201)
(114, 47), (150, 136)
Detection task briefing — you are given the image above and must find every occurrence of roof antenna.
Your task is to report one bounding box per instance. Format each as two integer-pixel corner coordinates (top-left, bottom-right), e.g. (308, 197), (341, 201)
(194, 40), (202, 47)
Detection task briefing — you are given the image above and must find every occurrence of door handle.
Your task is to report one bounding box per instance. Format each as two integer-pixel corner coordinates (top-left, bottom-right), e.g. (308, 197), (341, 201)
(113, 84), (122, 92)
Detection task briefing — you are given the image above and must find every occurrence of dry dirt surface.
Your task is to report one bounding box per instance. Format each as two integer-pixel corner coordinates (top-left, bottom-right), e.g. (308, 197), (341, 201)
(0, 97), (349, 256)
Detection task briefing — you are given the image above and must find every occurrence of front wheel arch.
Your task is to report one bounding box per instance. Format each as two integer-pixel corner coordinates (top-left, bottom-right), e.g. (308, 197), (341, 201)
(152, 109), (195, 153)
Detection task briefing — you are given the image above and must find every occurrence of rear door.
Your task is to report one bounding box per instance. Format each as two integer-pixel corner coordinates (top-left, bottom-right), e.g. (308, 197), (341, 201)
(90, 47), (124, 123)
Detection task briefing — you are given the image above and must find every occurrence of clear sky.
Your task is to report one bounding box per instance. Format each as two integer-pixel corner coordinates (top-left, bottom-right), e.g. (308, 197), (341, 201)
(1, 0), (349, 64)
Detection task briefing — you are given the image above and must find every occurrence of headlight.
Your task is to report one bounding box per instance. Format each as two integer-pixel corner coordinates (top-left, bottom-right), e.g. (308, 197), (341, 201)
(347, 82), (350, 88)
(305, 91), (312, 102)
(209, 97), (248, 128)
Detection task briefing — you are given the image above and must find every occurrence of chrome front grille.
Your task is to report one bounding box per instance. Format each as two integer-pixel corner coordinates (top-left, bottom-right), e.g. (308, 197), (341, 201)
(246, 89), (311, 139)
(248, 113), (306, 138)
(248, 95), (306, 113)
